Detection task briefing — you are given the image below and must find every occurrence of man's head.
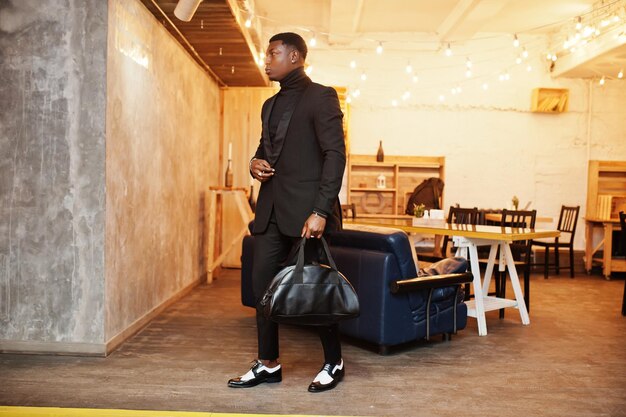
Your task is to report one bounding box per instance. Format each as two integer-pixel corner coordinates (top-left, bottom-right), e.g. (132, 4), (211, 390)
(264, 32), (307, 81)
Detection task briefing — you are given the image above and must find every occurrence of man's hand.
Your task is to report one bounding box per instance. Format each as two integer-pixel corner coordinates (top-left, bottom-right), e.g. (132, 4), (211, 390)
(301, 213), (326, 238)
(250, 158), (275, 183)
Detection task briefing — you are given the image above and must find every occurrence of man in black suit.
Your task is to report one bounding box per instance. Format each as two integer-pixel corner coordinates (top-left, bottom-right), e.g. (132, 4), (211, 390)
(228, 32), (346, 392)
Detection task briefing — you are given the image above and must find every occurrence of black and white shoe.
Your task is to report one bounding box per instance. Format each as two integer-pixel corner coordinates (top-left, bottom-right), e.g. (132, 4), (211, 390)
(227, 360), (282, 388)
(307, 359), (344, 392)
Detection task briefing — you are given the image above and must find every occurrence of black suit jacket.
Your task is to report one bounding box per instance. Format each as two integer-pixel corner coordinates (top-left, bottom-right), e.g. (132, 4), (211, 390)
(252, 82), (346, 237)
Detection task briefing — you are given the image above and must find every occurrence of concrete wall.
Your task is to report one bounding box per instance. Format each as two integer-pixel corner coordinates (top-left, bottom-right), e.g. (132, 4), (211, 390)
(105, 0), (219, 345)
(0, 0), (107, 353)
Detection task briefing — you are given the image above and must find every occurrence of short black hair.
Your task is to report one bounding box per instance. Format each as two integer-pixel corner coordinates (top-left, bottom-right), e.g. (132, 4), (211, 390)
(269, 32), (308, 60)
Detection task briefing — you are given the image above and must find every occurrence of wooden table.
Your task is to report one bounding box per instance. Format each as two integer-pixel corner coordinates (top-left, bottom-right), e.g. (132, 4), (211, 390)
(584, 217), (625, 279)
(484, 213), (553, 224)
(345, 218), (560, 336)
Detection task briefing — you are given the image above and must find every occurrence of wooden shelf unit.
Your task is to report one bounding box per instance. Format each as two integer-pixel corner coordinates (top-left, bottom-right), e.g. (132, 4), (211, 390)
(347, 155), (445, 217)
(531, 88), (569, 113)
(586, 160), (626, 220)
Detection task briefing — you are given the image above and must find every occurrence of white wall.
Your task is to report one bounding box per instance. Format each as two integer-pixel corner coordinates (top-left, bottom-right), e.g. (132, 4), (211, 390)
(304, 35), (626, 249)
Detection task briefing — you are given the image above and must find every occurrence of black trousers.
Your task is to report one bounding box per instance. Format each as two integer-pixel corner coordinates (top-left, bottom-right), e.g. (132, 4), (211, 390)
(252, 215), (342, 364)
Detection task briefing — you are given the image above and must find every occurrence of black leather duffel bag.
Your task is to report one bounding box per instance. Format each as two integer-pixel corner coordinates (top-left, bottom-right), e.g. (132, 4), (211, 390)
(261, 237), (360, 325)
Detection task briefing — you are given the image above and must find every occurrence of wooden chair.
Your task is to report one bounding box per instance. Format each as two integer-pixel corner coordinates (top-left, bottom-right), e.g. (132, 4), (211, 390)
(531, 205), (580, 279)
(619, 211), (626, 316)
(497, 209), (537, 317)
(419, 206), (479, 263)
(341, 203), (357, 220)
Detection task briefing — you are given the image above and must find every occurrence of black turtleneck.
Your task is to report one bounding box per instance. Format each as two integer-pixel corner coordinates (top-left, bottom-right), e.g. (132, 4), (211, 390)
(268, 66), (311, 142)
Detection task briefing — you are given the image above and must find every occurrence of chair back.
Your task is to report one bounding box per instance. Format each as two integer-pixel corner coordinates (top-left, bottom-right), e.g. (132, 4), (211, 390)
(442, 206), (479, 256)
(341, 203), (357, 220)
(557, 205), (580, 237)
(501, 209), (537, 229)
(501, 209), (536, 261)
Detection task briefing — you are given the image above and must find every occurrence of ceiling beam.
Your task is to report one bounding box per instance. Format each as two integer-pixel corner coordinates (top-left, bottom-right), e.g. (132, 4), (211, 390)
(328, 0), (362, 45)
(437, 0), (481, 42)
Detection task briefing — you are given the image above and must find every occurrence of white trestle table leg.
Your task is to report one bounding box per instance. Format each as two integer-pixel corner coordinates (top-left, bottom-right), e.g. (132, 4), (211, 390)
(467, 242), (488, 336)
(502, 242), (530, 325)
(481, 243), (498, 295)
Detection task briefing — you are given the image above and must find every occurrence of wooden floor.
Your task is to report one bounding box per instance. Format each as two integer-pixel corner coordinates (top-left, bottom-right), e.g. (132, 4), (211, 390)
(1, 268), (625, 417)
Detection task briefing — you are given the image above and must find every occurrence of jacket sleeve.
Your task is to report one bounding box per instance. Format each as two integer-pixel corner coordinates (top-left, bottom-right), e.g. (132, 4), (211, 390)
(312, 87), (346, 215)
(250, 102), (268, 177)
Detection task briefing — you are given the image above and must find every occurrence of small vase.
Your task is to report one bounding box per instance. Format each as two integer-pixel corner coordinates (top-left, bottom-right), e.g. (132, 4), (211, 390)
(376, 140), (384, 162)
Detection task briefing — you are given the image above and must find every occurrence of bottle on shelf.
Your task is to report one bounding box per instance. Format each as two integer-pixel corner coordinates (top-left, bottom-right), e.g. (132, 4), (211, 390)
(225, 159), (233, 188)
(376, 140), (384, 162)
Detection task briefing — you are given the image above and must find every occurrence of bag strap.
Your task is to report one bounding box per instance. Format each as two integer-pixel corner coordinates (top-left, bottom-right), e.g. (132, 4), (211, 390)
(294, 237), (338, 273)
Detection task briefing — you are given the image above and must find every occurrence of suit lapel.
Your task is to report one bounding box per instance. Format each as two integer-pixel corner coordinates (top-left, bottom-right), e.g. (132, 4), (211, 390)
(266, 84), (311, 165)
(262, 96), (276, 161)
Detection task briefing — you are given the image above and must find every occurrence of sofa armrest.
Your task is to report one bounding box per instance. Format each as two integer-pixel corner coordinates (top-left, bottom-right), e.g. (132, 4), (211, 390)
(390, 272), (474, 294)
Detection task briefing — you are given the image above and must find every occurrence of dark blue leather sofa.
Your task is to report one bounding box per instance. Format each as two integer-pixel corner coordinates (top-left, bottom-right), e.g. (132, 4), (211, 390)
(241, 224), (472, 354)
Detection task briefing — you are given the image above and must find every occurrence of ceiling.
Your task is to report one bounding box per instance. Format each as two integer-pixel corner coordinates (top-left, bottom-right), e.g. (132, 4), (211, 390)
(140, 0), (626, 85)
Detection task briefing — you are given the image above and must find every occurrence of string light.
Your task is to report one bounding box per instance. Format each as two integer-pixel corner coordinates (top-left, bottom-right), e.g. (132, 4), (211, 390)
(466, 57), (472, 68)
(402, 90), (411, 100)
(309, 34), (317, 47)
(445, 43), (452, 57)
(599, 76), (605, 86)
(513, 34), (520, 48)
(376, 42), (383, 54)
(522, 47), (528, 58)
(618, 69), (624, 79)
(350, 60), (356, 69)
(391, 99), (398, 106)
(516, 56), (522, 64)
(439, 94), (445, 102)
(245, 16), (252, 28)
(360, 72), (367, 81)
(405, 62), (413, 73)
(305, 65), (313, 75)
(526, 64), (532, 72)
(412, 75), (419, 83)
(576, 16), (582, 30)
(346, 96), (352, 104)
(482, 83), (489, 90)
(465, 69), (472, 78)
(352, 89), (360, 98)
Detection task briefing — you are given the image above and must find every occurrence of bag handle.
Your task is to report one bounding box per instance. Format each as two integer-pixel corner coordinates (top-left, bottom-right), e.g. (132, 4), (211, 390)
(294, 236), (338, 273)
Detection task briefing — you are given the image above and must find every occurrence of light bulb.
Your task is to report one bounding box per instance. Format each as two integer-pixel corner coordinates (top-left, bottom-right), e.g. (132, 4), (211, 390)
(466, 57), (472, 68)
(451, 87), (457, 95)
(613, 15), (620, 23)
(526, 65), (532, 72)
(445, 43), (452, 57)
(516, 56), (522, 64)
(551, 54), (557, 62)
(391, 99), (398, 107)
(547, 53), (553, 60)
(456, 86), (462, 93)
(412, 75), (419, 83)
(402, 91), (410, 100)
(309, 35), (317, 47)
(599, 76), (605, 86)
(305, 65), (313, 75)
(245, 17), (252, 28)
(346, 96), (352, 104)
(350, 60), (356, 69)
(360, 72), (367, 81)
(405, 63), (413, 73)
(482, 83), (489, 90)
(601, 19), (610, 27)
(513, 34), (520, 48)
(439, 94), (445, 102)
(352, 89), (360, 97)
(376, 42), (383, 54)
(618, 69), (624, 79)
(465, 69), (472, 78)
(522, 48), (528, 58)
(576, 16), (582, 30)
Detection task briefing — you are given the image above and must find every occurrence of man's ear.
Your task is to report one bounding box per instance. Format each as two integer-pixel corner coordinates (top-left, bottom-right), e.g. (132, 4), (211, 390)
(290, 49), (299, 64)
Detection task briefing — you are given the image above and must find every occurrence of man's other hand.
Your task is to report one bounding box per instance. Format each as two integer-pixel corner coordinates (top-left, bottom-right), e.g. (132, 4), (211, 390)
(250, 159), (275, 183)
(301, 213), (326, 238)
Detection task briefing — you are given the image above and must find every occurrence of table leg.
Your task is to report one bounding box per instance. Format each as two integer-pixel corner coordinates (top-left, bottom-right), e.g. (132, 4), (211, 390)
(603, 223), (613, 279)
(584, 222), (593, 274)
(502, 243), (530, 325)
(467, 243), (488, 336)
(481, 244), (498, 295)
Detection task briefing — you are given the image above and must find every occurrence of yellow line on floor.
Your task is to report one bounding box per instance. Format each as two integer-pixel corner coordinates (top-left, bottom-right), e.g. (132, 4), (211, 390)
(0, 407), (357, 417)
